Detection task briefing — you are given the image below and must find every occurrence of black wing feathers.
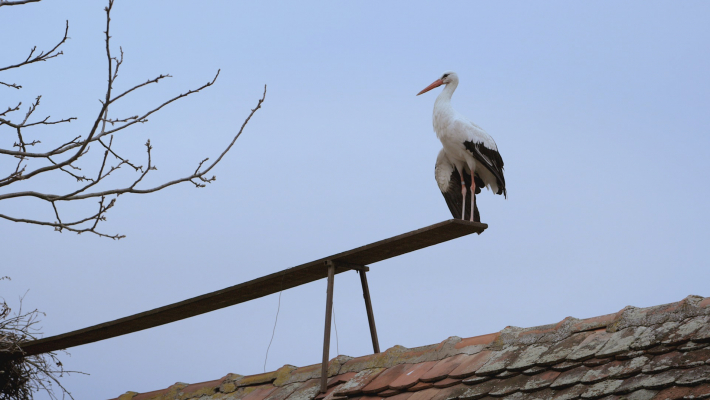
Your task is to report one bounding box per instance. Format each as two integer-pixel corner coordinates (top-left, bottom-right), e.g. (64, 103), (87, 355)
(463, 140), (507, 198)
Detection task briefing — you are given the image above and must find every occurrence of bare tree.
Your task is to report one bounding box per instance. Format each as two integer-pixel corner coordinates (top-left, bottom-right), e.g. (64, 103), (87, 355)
(0, 0), (266, 239)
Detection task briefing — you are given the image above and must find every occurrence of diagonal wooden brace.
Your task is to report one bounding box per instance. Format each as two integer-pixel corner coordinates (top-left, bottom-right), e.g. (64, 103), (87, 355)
(359, 268), (380, 354)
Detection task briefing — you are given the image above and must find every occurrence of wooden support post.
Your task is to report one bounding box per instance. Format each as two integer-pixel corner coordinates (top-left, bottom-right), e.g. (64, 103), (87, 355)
(321, 263), (335, 393)
(359, 270), (380, 354)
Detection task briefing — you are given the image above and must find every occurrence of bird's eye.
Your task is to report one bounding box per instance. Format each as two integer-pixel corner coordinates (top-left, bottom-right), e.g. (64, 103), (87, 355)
(442, 74), (449, 79)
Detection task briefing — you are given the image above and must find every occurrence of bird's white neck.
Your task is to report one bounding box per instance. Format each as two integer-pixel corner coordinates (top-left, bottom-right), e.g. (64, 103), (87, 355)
(433, 81), (458, 133)
(435, 80), (458, 106)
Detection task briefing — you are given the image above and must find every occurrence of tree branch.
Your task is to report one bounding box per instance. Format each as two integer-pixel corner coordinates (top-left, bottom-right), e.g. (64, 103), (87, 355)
(0, 85), (267, 203)
(0, 0), (266, 239)
(0, 81), (22, 90)
(0, 21), (68, 74)
(0, 0), (42, 6)
(0, 72), (216, 160)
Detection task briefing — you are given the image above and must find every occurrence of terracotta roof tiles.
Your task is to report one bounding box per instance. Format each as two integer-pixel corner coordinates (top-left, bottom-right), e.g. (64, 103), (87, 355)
(110, 295), (710, 400)
(389, 361), (437, 390)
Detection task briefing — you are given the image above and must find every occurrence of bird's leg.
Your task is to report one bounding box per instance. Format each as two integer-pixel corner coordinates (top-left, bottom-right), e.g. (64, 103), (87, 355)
(470, 180), (476, 222)
(471, 193), (477, 222)
(460, 180), (467, 220)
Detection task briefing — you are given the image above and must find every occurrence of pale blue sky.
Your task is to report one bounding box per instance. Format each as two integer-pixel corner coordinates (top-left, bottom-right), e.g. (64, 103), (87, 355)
(2, 1), (709, 399)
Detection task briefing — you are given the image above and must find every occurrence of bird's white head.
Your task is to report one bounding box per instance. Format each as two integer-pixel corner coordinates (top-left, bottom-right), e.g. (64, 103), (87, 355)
(416, 71), (458, 96)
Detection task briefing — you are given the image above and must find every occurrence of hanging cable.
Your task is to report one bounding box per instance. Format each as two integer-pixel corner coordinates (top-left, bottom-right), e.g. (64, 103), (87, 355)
(332, 303), (340, 356)
(264, 273), (285, 372)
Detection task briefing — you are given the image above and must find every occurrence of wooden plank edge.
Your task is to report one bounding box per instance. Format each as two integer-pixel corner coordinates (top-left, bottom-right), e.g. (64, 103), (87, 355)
(13, 219), (487, 357)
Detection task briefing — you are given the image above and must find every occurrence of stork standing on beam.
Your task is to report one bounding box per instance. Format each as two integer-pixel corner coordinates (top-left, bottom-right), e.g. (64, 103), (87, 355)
(418, 71), (507, 222)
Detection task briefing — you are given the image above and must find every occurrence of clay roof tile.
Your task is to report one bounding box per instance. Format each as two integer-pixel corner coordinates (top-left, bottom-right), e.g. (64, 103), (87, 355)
(111, 295), (710, 400)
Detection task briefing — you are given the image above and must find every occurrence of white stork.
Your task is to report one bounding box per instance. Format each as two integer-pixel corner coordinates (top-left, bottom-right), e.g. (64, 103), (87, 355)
(418, 71), (506, 222)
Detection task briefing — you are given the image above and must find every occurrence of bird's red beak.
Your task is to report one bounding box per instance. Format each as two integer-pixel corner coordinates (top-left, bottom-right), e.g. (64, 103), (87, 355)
(417, 79), (444, 96)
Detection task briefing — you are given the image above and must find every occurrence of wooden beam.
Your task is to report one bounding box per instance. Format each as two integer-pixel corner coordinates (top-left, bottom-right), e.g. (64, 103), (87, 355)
(15, 219), (486, 358)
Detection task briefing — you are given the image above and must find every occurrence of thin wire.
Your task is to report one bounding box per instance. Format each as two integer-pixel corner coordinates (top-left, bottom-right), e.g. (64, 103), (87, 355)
(332, 303), (340, 356)
(264, 273), (285, 372)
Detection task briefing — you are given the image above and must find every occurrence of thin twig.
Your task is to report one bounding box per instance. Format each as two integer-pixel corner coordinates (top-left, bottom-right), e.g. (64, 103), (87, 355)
(0, 81), (22, 89)
(0, 21), (68, 73)
(0, 0), (42, 6)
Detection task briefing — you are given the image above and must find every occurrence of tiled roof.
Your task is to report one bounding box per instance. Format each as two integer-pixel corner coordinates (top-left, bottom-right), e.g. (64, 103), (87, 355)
(111, 295), (710, 400)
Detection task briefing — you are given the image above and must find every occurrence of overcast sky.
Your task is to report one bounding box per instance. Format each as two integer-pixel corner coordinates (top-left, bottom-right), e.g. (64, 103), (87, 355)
(2, 1), (709, 399)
